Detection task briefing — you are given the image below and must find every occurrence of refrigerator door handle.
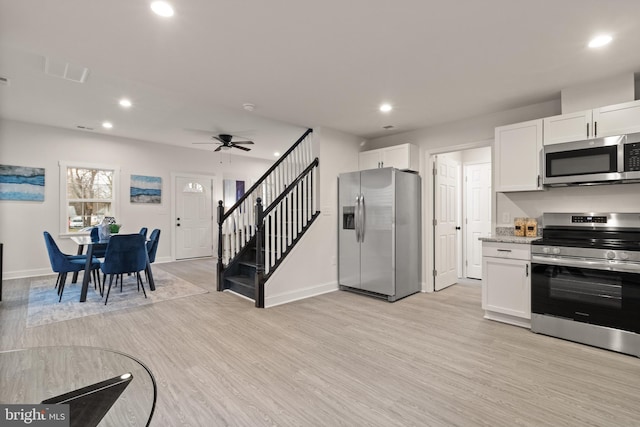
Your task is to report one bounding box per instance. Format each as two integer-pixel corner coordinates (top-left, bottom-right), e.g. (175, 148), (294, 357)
(360, 193), (366, 242)
(355, 195), (361, 242)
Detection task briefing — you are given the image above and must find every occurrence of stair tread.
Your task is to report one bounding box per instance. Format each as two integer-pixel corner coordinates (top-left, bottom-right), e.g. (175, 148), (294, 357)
(226, 275), (254, 287)
(238, 261), (257, 268)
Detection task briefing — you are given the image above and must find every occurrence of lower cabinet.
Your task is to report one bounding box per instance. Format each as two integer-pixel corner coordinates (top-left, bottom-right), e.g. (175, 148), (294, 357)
(481, 242), (531, 328)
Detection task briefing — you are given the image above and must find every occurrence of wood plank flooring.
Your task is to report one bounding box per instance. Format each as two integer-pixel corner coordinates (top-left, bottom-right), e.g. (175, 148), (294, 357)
(1, 259), (639, 426)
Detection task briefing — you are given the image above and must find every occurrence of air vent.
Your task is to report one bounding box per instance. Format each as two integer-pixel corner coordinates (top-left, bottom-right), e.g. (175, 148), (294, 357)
(383, 125), (395, 130)
(76, 125), (95, 131)
(44, 57), (89, 83)
(0, 76), (9, 86)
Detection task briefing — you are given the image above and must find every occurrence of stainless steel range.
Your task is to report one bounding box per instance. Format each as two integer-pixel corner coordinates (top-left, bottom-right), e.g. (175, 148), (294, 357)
(531, 212), (640, 357)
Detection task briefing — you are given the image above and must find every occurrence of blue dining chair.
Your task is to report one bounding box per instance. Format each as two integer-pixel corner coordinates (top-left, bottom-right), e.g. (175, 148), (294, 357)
(43, 232), (101, 302)
(145, 229), (161, 283)
(139, 227), (148, 239)
(101, 234), (148, 305)
(89, 227), (107, 258)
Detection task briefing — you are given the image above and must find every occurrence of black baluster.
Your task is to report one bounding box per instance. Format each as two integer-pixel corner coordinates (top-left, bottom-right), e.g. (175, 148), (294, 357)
(255, 198), (265, 308)
(217, 200), (224, 291)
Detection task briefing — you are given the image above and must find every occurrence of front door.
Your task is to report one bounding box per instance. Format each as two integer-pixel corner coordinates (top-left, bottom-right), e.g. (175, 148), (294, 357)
(434, 154), (460, 291)
(175, 176), (213, 260)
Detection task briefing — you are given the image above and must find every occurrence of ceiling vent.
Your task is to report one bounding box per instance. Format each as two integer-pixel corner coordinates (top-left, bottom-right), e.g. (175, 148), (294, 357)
(44, 57), (89, 83)
(0, 76), (9, 86)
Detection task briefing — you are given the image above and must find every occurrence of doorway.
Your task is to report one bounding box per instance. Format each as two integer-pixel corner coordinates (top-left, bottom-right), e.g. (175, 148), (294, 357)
(431, 146), (491, 291)
(173, 174), (215, 260)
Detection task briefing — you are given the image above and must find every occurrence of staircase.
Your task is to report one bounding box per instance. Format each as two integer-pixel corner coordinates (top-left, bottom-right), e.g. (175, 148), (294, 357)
(217, 129), (319, 307)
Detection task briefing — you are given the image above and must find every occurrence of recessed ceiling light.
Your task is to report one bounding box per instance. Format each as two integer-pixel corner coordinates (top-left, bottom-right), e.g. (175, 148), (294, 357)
(588, 34), (612, 48)
(119, 98), (132, 108)
(243, 103), (256, 112)
(151, 1), (174, 17)
(274, 152), (281, 157)
(102, 121), (113, 129)
(379, 103), (392, 113)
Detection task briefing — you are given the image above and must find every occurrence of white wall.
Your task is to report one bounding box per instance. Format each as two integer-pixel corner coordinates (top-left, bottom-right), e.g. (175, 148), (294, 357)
(264, 126), (362, 307)
(0, 119), (274, 278)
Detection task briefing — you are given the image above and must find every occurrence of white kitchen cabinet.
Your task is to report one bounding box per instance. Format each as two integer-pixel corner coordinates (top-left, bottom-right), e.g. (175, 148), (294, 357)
(543, 110), (591, 145)
(594, 99), (640, 137)
(544, 99), (640, 145)
(482, 241), (531, 328)
(358, 143), (419, 172)
(494, 119), (543, 192)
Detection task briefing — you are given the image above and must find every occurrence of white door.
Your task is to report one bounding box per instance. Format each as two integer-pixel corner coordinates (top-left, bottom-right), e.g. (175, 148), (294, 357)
(175, 176), (213, 260)
(434, 154), (459, 291)
(465, 162), (492, 279)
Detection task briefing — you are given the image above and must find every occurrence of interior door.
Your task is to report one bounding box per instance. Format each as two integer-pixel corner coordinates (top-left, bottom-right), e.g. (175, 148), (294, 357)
(465, 162), (492, 279)
(175, 176), (213, 260)
(434, 154), (459, 291)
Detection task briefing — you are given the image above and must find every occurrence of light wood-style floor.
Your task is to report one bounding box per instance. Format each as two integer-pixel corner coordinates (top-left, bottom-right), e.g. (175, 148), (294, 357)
(1, 259), (639, 426)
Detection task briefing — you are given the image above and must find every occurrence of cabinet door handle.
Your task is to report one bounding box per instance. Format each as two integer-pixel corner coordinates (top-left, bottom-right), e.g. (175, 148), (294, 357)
(587, 122), (589, 138)
(594, 121), (597, 137)
(537, 175), (541, 188)
(497, 249), (512, 252)
(526, 264), (529, 277)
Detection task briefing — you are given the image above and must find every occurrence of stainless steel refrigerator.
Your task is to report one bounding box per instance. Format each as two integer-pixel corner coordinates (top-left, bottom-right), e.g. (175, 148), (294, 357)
(338, 168), (421, 301)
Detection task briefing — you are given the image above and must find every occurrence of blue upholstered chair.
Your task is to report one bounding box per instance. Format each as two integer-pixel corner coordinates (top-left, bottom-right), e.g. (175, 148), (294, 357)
(43, 231), (101, 302)
(145, 229), (161, 283)
(89, 227), (107, 258)
(101, 234), (148, 305)
(139, 227), (148, 239)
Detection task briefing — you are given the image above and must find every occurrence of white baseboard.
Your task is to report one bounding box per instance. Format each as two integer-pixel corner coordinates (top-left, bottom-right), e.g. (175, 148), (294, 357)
(265, 281), (338, 308)
(3, 268), (54, 280)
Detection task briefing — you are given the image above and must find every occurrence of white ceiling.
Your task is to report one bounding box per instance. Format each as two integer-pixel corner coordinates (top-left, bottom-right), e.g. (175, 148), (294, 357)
(2, 0), (640, 159)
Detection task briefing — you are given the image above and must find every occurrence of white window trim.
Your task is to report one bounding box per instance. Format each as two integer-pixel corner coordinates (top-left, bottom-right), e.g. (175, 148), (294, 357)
(59, 161), (120, 238)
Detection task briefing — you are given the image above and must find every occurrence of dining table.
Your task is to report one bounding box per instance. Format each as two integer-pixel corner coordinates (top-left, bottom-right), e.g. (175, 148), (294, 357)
(0, 346), (157, 426)
(70, 235), (155, 302)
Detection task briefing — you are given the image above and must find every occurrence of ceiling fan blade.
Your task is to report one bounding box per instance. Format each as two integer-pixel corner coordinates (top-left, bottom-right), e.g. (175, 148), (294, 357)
(212, 136), (225, 143)
(233, 145), (251, 152)
(214, 146), (223, 152)
(231, 140), (254, 145)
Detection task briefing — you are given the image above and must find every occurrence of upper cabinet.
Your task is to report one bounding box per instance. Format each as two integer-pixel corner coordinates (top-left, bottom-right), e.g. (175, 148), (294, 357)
(544, 99), (640, 145)
(494, 119), (543, 192)
(359, 143), (419, 172)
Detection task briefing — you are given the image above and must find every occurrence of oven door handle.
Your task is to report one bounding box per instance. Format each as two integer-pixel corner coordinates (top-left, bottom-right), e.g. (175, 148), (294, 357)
(532, 255), (640, 273)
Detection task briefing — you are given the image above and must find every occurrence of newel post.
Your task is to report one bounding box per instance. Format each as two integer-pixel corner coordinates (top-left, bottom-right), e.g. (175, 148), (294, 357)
(216, 200), (224, 291)
(255, 197), (265, 308)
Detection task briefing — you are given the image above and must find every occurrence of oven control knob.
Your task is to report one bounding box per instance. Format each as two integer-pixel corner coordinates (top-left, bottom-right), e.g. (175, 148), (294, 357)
(552, 247), (560, 255)
(619, 252), (629, 260)
(606, 251), (616, 260)
(542, 247), (550, 254)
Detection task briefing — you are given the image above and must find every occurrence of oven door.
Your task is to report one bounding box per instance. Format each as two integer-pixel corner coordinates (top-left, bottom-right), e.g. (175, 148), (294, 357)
(531, 256), (640, 334)
(543, 137), (623, 185)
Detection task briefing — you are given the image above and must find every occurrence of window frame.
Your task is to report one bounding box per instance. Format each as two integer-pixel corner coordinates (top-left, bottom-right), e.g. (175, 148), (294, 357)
(59, 161), (120, 237)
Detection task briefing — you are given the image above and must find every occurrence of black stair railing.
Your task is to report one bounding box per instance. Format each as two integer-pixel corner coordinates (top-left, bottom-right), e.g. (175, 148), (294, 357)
(217, 129), (314, 292)
(253, 157), (320, 306)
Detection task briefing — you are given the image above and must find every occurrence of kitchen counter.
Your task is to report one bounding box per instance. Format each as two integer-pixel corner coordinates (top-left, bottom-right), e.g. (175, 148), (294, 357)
(479, 236), (540, 244)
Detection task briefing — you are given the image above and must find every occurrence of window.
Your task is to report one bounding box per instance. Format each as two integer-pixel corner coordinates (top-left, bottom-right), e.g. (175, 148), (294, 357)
(60, 162), (118, 234)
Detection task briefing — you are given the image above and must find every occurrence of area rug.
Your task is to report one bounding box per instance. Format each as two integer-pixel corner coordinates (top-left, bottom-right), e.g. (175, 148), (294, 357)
(26, 268), (209, 328)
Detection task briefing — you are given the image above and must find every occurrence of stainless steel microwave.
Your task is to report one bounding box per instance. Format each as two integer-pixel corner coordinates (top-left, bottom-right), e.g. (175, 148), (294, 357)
(542, 133), (640, 186)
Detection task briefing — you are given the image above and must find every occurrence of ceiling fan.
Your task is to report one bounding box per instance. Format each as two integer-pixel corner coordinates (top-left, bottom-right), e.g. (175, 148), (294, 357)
(193, 134), (254, 152)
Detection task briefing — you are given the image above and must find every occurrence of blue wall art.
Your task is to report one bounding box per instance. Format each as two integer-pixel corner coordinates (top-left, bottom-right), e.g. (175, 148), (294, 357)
(130, 174), (162, 204)
(0, 164), (45, 201)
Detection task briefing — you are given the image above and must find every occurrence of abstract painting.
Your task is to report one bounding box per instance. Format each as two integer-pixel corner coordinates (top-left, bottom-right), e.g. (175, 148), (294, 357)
(0, 164), (45, 201)
(130, 175), (162, 204)
(223, 179), (245, 207)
